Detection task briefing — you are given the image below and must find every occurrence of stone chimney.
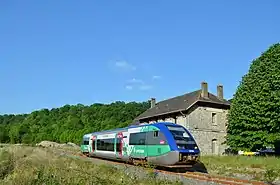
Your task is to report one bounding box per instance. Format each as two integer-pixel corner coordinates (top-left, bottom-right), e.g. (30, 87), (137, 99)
(150, 98), (156, 108)
(217, 84), (224, 100)
(201, 81), (208, 98)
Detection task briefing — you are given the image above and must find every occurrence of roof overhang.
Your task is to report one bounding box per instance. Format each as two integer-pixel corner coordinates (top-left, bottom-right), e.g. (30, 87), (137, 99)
(137, 99), (230, 121)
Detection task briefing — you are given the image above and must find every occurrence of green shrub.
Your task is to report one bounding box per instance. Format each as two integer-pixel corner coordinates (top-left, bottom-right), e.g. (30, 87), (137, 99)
(0, 150), (14, 180)
(263, 168), (279, 184)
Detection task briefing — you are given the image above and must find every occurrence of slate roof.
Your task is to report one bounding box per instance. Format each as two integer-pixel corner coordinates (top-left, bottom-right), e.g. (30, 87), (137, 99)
(135, 89), (231, 121)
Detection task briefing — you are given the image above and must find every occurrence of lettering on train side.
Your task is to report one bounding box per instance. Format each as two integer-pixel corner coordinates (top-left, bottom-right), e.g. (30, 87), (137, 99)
(135, 149), (144, 153)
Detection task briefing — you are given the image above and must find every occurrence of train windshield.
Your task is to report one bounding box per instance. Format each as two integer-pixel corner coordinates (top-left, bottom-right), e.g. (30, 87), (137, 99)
(167, 126), (192, 140)
(166, 126), (197, 150)
(81, 137), (90, 145)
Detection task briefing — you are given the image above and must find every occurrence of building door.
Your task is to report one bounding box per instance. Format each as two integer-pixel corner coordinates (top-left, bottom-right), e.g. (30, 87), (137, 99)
(212, 139), (218, 155)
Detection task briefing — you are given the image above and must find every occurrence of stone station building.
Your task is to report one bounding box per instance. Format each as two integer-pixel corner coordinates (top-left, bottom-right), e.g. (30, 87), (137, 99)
(134, 82), (231, 155)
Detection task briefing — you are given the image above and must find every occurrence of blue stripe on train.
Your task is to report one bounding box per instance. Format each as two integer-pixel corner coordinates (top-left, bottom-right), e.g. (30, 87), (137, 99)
(153, 122), (200, 154)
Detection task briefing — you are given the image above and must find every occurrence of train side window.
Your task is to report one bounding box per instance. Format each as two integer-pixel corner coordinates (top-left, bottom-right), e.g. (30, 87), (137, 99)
(129, 132), (146, 145)
(97, 140), (101, 149)
(153, 131), (159, 137)
(139, 139), (145, 145)
(97, 138), (114, 151)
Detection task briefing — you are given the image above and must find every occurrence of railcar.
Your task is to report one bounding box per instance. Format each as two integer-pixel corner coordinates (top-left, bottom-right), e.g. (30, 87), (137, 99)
(80, 133), (92, 156)
(80, 122), (200, 167)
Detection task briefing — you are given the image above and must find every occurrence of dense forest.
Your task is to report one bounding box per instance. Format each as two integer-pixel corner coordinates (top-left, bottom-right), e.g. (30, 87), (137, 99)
(0, 101), (150, 144)
(227, 43), (280, 152)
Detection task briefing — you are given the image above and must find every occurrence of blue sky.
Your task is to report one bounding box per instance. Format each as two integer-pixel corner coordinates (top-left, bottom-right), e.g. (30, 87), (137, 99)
(0, 0), (279, 114)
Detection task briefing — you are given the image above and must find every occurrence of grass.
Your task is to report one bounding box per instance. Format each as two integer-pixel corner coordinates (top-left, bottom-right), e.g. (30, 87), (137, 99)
(2, 144), (280, 185)
(200, 155), (280, 184)
(0, 146), (183, 185)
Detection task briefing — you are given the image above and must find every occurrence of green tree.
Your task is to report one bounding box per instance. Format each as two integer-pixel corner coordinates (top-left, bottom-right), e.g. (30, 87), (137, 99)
(227, 43), (280, 152)
(0, 101), (150, 145)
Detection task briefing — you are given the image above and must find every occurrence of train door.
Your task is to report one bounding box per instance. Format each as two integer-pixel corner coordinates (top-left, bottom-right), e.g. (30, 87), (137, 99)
(91, 136), (96, 154)
(116, 132), (123, 159)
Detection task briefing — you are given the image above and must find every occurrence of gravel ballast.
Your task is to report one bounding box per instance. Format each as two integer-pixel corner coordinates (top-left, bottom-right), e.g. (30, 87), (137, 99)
(56, 150), (223, 185)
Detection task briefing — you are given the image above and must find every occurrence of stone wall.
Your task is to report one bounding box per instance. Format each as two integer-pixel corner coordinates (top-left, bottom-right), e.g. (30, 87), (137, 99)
(190, 130), (227, 155)
(142, 105), (229, 155)
(176, 105), (228, 155)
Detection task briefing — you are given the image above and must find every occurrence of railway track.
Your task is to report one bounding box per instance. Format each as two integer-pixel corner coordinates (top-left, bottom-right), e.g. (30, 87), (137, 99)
(70, 152), (268, 185)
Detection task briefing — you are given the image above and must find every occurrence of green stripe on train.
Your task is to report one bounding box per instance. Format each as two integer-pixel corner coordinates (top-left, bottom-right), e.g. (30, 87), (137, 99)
(126, 125), (171, 157)
(129, 145), (171, 157)
(81, 145), (89, 152)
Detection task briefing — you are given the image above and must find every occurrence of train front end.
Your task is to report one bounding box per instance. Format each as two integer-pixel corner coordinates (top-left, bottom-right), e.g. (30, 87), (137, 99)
(167, 125), (200, 165)
(80, 134), (91, 156)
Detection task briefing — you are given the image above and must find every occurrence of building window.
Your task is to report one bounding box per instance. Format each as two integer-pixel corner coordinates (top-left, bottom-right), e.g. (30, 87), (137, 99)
(212, 113), (217, 125)
(185, 115), (189, 128)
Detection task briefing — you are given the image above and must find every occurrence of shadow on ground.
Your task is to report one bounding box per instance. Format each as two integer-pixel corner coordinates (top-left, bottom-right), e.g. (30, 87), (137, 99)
(82, 154), (208, 174)
(186, 161), (208, 173)
(156, 161), (208, 174)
